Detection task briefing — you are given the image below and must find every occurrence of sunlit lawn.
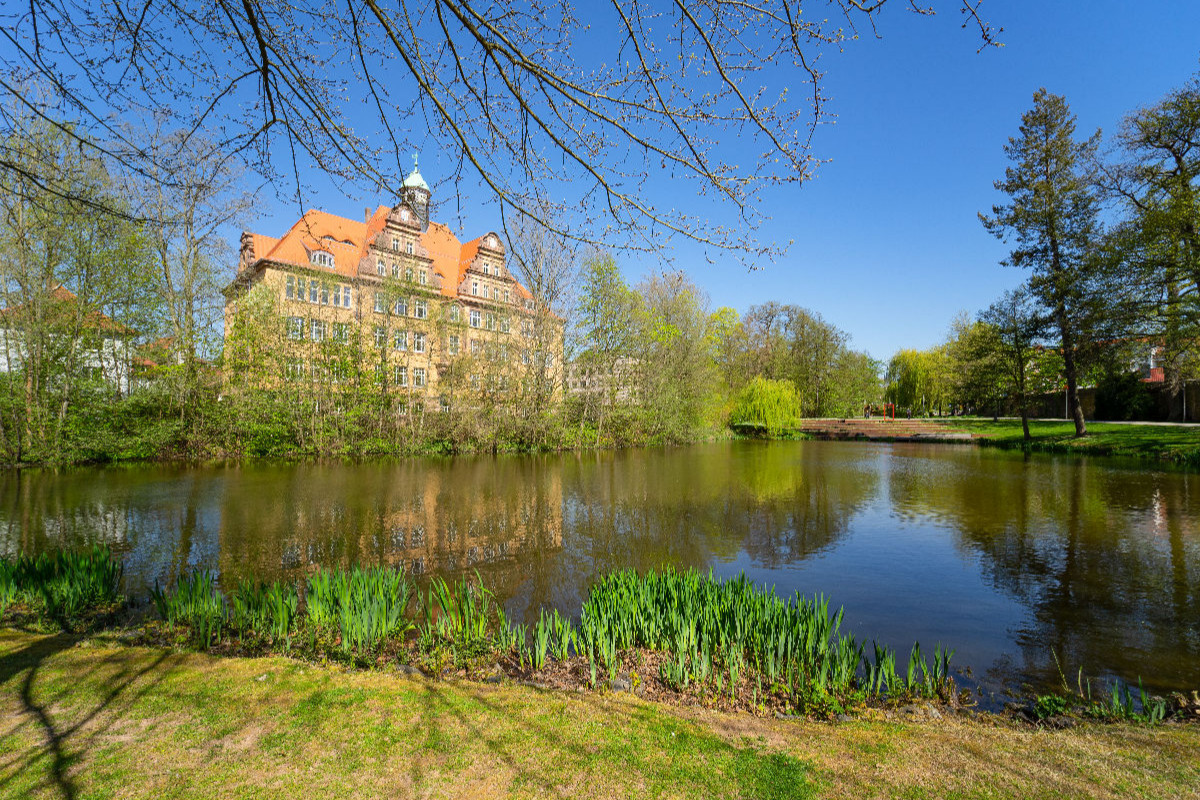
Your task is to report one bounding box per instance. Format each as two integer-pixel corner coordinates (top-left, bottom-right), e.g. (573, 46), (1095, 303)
(1, 630), (1197, 799)
(935, 418), (1200, 464)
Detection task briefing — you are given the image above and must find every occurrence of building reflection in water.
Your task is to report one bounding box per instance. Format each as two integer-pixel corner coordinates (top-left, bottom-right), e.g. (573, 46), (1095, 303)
(0, 441), (1197, 700)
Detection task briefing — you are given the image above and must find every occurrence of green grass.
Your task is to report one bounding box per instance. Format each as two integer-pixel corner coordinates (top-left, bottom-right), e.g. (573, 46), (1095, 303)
(1, 630), (1196, 799)
(0, 545), (122, 629)
(934, 419), (1200, 465)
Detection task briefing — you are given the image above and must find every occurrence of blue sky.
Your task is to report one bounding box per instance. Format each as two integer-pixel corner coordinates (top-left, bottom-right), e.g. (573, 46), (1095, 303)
(249, 0), (1200, 361)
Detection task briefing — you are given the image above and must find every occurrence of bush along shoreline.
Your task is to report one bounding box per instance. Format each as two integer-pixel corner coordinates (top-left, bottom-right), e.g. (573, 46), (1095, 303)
(2, 546), (1196, 726)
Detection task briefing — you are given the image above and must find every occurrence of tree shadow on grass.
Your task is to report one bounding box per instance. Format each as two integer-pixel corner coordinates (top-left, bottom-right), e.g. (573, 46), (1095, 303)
(0, 634), (175, 800)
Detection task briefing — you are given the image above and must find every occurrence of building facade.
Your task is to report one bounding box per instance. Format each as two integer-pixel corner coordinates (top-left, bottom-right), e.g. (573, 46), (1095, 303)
(223, 164), (561, 409)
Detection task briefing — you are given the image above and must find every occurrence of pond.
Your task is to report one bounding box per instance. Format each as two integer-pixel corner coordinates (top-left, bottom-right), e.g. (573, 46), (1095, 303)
(1, 440), (1197, 704)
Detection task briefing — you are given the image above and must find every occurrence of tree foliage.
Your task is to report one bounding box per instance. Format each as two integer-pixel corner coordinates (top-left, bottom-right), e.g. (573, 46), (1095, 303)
(980, 88), (1103, 436)
(1, 1), (997, 258)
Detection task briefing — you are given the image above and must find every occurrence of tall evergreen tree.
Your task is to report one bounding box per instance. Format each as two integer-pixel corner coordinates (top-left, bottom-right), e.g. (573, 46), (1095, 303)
(981, 89), (1102, 436)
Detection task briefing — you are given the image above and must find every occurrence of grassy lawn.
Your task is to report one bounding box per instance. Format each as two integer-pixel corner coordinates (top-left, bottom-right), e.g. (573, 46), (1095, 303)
(933, 418), (1200, 465)
(1, 631), (1197, 799)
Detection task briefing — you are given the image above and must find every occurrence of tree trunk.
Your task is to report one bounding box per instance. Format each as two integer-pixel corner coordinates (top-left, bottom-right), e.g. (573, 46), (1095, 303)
(1056, 307), (1087, 437)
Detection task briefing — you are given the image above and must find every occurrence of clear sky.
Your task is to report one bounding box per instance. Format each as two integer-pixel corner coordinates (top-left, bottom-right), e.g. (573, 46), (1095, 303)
(247, 0), (1200, 362)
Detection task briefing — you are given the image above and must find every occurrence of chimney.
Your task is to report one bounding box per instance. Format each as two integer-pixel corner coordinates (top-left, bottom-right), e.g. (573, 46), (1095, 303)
(364, 207), (371, 223)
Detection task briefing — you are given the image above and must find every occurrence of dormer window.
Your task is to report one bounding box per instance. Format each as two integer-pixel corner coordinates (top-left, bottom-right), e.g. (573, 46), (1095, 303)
(310, 250), (335, 269)
(487, 235), (498, 248)
(400, 208), (410, 222)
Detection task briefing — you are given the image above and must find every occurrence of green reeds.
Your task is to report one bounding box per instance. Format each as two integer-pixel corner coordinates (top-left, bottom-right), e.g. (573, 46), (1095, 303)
(151, 570), (225, 648)
(306, 566), (414, 654)
(0, 545), (122, 626)
(230, 579), (299, 641)
(579, 567), (953, 710)
(532, 609), (551, 670)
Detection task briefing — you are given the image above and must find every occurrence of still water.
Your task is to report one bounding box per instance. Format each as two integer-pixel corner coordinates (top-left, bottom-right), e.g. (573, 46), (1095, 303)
(1, 440), (1197, 701)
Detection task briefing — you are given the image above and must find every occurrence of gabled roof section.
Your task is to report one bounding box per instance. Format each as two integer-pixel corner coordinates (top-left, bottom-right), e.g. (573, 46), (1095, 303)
(421, 222), (466, 298)
(253, 208), (388, 278)
(241, 207), (542, 304)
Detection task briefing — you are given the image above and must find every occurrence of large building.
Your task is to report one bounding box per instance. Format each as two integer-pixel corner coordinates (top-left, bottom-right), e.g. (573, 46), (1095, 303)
(223, 162), (559, 408)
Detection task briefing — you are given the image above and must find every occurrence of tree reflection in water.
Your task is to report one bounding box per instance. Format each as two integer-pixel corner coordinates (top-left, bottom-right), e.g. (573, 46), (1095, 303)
(0, 441), (1196, 696)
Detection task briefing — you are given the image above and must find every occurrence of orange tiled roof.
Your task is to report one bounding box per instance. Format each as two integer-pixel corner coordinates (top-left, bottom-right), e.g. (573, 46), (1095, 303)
(0, 285), (136, 335)
(421, 222), (468, 298)
(255, 208), (388, 278)
(245, 208), (534, 304)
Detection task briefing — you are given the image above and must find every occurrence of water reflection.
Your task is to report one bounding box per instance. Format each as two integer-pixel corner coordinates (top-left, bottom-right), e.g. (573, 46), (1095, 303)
(0, 441), (1196, 698)
(887, 445), (1200, 693)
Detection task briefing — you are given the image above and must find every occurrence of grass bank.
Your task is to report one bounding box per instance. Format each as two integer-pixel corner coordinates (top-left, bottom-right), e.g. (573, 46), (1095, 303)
(931, 419), (1200, 466)
(2, 630), (1197, 800)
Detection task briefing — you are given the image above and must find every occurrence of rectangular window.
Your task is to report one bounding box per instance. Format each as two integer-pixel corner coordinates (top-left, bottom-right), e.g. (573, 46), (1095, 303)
(391, 263), (400, 278)
(374, 293), (385, 313)
(393, 330), (408, 351)
(287, 316), (304, 340)
(521, 319), (533, 337)
(320, 285), (329, 305)
(394, 366), (408, 387)
(413, 367), (427, 387)
(471, 281), (479, 296)
(482, 285), (490, 300)
(419, 270), (427, 285)
(406, 241), (414, 255)
(285, 357), (304, 381)
(342, 286), (352, 308)
(470, 339), (482, 354)
(332, 323), (349, 343)
(413, 333), (426, 354)
(504, 289), (510, 303)
(449, 305), (461, 323)
(309, 282), (318, 303)
(486, 313), (496, 331)
(395, 298), (407, 316)
(310, 319), (326, 342)
(439, 396), (450, 412)
(286, 275), (295, 299)
(414, 299), (427, 319)
(405, 267), (414, 282)
(470, 309), (481, 328)
(391, 238), (400, 252)
(500, 316), (510, 333)
(377, 261), (386, 276)
(448, 335), (459, 355)
(374, 326), (387, 348)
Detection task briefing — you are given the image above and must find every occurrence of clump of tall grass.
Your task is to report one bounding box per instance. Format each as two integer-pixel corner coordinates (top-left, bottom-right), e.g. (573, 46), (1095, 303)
(579, 568), (954, 711)
(306, 566), (414, 655)
(151, 570), (225, 648)
(230, 579), (299, 641)
(0, 545), (122, 627)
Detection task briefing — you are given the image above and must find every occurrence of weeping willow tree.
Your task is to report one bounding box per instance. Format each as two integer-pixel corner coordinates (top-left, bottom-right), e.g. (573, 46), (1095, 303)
(730, 376), (802, 435)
